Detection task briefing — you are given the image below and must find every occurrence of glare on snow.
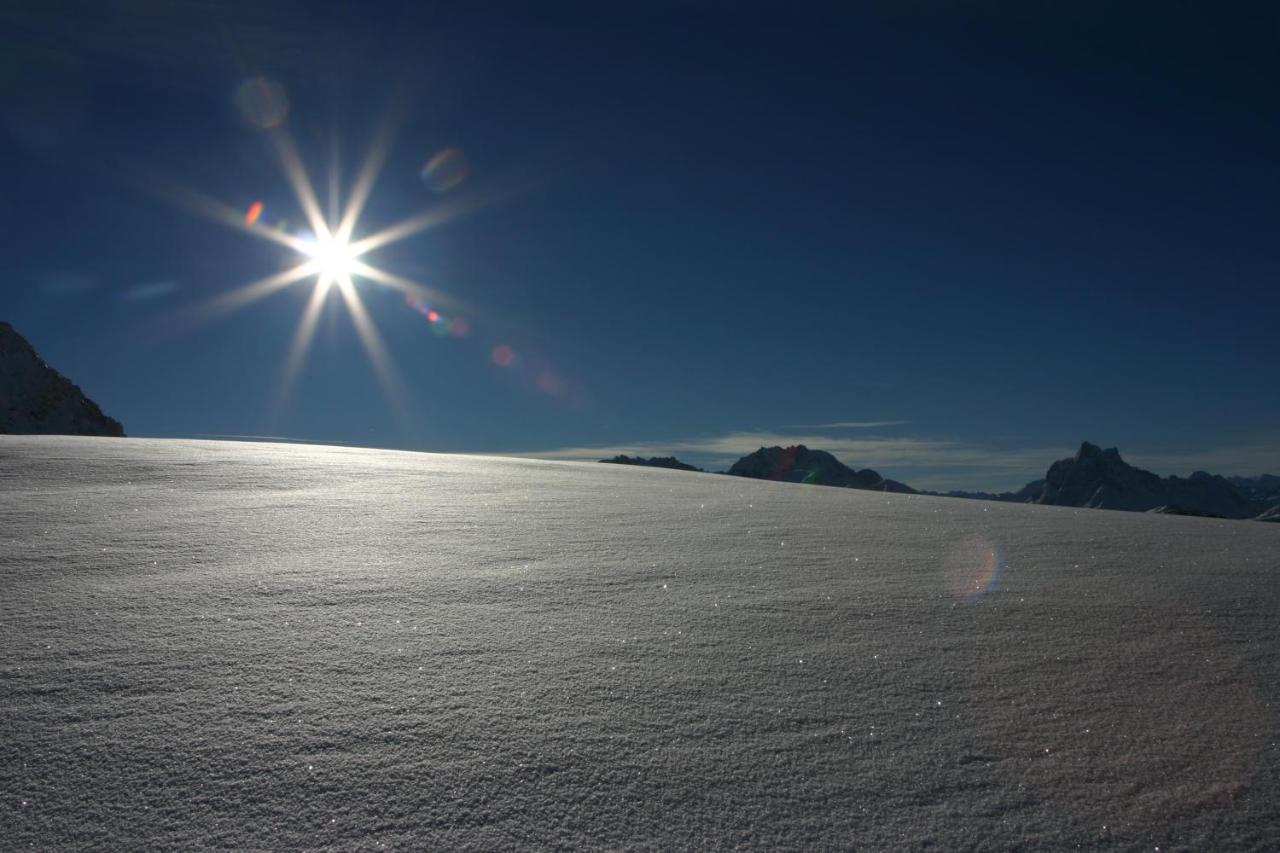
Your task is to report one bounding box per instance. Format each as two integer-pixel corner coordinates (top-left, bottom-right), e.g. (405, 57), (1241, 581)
(2, 435), (1277, 850)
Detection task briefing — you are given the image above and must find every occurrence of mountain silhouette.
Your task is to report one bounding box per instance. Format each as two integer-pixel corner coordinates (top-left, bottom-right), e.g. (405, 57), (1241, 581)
(950, 441), (1275, 520)
(1036, 442), (1258, 518)
(1, 321), (124, 436)
(726, 445), (915, 493)
(1228, 474), (1280, 505)
(600, 455), (702, 472)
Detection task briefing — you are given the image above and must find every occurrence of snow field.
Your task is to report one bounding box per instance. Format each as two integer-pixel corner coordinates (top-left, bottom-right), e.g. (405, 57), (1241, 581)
(2, 437), (1278, 850)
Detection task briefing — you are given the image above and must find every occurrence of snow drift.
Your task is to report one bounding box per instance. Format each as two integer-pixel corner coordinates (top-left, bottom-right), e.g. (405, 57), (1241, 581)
(2, 436), (1278, 850)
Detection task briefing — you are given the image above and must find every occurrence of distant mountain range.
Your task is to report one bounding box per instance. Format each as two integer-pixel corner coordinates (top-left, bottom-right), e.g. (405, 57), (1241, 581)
(602, 441), (1279, 522)
(1228, 474), (1280, 505)
(1, 322), (124, 436)
(601, 445), (914, 493)
(3, 321), (1274, 523)
(941, 441), (1277, 521)
(600, 455), (703, 472)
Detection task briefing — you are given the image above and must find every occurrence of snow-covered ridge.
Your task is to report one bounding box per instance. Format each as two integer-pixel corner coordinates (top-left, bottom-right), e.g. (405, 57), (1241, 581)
(3, 436), (1277, 850)
(0, 321), (124, 436)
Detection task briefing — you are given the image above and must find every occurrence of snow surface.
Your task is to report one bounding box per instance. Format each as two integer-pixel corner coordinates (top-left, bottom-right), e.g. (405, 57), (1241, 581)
(2, 436), (1278, 851)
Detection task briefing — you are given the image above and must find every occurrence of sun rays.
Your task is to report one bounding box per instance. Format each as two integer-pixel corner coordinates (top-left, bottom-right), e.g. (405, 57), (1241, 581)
(131, 95), (576, 421)
(162, 120), (474, 413)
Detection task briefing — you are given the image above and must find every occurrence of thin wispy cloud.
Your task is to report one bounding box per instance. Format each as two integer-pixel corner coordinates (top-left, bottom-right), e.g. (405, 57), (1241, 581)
(121, 281), (178, 302)
(794, 420), (910, 429)
(1129, 437), (1280, 478)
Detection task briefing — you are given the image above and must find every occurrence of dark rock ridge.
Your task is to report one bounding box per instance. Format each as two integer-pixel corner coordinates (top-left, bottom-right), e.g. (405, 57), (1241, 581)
(1037, 442), (1258, 518)
(960, 441), (1276, 520)
(600, 455), (702, 472)
(727, 445), (916, 493)
(1, 321), (124, 436)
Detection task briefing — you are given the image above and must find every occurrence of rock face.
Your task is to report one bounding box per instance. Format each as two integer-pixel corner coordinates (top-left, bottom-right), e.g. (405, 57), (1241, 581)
(727, 445), (915, 493)
(599, 455), (702, 472)
(0, 322), (124, 436)
(1035, 442), (1258, 519)
(943, 442), (1278, 522)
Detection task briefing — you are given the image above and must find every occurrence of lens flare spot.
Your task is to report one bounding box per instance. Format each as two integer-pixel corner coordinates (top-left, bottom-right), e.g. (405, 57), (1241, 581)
(245, 200), (263, 225)
(404, 295), (449, 333)
(491, 344), (514, 367)
(420, 147), (469, 193)
(943, 536), (1005, 602)
(450, 317), (470, 337)
(234, 77), (289, 130)
(536, 369), (564, 396)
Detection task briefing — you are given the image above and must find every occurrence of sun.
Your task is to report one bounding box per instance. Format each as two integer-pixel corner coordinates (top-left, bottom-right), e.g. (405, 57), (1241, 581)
(160, 125), (471, 407)
(301, 231), (361, 290)
(155, 118), (490, 418)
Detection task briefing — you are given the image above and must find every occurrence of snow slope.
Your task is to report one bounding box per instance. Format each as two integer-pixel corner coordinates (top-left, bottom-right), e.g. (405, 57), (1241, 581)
(2, 436), (1278, 851)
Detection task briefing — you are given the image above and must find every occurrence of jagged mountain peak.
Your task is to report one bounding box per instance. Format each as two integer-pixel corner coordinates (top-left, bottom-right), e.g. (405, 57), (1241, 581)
(1037, 440), (1261, 518)
(1073, 441), (1123, 464)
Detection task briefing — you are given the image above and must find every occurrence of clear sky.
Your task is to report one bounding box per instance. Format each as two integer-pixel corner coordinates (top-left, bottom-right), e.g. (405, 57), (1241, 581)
(3, 1), (1277, 490)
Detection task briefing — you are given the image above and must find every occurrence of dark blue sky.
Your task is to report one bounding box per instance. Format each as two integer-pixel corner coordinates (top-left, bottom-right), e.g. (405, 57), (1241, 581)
(3, 1), (1277, 489)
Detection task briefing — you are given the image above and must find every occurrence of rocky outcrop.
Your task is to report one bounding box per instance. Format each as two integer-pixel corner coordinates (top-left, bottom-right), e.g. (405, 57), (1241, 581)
(941, 442), (1277, 522)
(600, 455), (702, 472)
(727, 445), (915, 493)
(1034, 442), (1258, 519)
(0, 322), (124, 436)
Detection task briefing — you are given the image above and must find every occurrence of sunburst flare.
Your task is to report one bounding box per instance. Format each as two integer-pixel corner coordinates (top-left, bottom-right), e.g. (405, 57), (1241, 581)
(162, 123), (481, 412)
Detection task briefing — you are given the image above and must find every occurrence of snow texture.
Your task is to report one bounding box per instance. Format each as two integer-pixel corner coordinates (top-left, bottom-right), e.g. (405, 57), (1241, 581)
(2, 436), (1278, 851)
